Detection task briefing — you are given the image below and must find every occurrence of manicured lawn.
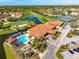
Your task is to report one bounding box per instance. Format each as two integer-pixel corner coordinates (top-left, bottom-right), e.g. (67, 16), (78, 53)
(26, 13), (48, 23)
(30, 56), (40, 59)
(0, 29), (21, 59)
(31, 13), (48, 23)
(3, 43), (16, 59)
(56, 50), (63, 59)
(56, 45), (69, 59)
(3, 20), (35, 28)
(47, 17), (58, 21)
(66, 29), (79, 38)
(0, 32), (15, 59)
(66, 32), (73, 38)
(0, 30), (22, 59)
(0, 29), (16, 35)
(21, 10), (48, 23)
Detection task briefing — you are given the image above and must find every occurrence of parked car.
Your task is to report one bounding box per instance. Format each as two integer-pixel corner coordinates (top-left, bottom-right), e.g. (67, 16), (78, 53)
(73, 48), (79, 53)
(71, 41), (76, 45)
(69, 50), (74, 54)
(77, 48), (79, 50)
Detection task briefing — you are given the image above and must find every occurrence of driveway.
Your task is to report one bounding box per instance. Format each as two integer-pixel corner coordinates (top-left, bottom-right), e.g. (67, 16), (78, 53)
(54, 25), (71, 52)
(42, 45), (57, 59)
(41, 25), (71, 59)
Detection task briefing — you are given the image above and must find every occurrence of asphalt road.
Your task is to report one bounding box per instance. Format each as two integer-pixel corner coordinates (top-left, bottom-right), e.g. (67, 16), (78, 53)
(42, 25), (71, 59)
(54, 25), (71, 52)
(42, 45), (57, 59)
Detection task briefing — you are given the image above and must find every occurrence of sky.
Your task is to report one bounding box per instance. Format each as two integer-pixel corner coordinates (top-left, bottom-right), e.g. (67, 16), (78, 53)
(0, 0), (79, 6)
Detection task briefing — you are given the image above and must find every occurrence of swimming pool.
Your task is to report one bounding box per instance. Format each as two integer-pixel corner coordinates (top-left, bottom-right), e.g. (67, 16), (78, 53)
(17, 35), (28, 44)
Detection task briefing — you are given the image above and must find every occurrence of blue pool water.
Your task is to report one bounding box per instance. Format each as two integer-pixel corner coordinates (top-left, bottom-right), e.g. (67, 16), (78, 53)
(27, 16), (43, 24)
(17, 35), (27, 44)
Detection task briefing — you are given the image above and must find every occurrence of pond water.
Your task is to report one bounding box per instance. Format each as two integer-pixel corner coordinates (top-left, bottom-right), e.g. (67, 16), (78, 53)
(27, 16), (43, 24)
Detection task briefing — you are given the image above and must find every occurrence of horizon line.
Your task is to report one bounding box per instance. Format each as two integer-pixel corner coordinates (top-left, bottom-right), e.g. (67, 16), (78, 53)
(0, 5), (79, 7)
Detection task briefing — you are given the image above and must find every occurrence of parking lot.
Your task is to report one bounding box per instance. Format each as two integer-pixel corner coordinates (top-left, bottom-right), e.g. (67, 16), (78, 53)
(61, 36), (79, 59)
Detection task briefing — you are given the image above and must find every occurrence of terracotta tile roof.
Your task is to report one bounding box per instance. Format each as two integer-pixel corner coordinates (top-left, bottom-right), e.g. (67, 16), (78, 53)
(28, 24), (48, 38)
(48, 29), (57, 35)
(7, 37), (16, 43)
(45, 24), (55, 30)
(28, 24), (56, 37)
(15, 12), (22, 18)
(46, 21), (64, 26)
(28, 21), (64, 38)
(11, 12), (22, 19)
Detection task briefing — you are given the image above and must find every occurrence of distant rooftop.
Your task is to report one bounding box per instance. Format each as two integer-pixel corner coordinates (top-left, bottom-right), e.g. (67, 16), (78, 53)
(46, 20), (64, 26)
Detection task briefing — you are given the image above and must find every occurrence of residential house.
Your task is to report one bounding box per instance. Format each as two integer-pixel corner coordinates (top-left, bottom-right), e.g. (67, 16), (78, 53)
(7, 37), (16, 44)
(70, 12), (79, 16)
(10, 12), (22, 19)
